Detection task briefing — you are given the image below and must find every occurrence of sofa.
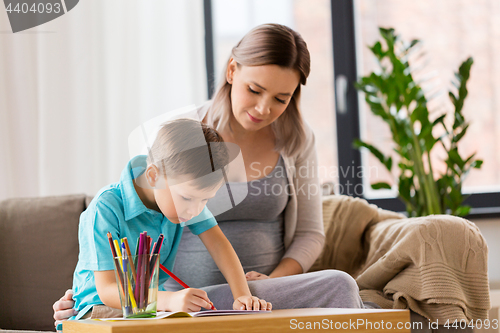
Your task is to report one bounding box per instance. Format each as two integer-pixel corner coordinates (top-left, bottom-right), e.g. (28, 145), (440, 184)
(0, 195), (90, 332)
(0, 194), (489, 332)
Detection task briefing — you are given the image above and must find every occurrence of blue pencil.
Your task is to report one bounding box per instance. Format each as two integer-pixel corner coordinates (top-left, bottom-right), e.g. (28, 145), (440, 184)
(121, 242), (131, 316)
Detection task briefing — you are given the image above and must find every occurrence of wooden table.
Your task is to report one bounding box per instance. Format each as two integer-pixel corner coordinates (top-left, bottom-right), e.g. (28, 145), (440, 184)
(63, 308), (411, 333)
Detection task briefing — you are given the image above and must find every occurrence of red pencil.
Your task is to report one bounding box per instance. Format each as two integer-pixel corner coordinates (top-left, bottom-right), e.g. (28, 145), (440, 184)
(159, 264), (216, 310)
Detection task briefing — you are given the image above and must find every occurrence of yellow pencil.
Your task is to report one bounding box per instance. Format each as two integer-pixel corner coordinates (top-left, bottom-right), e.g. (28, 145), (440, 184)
(114, 239), (138, 312)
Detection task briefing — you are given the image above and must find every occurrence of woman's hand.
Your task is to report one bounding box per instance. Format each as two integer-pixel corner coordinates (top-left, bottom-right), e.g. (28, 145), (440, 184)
(245, 271), (270, 281)
(53, 289), (77, 328)
(160, 289), (214, 312)
(233, 296), (272, 310)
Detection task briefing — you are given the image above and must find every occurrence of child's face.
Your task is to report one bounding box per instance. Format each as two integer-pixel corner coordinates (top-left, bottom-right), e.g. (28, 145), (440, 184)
(153, 176), (221, 224)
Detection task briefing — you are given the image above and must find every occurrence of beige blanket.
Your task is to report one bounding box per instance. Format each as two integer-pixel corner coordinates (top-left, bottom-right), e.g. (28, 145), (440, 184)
(311, 195), (490, 322)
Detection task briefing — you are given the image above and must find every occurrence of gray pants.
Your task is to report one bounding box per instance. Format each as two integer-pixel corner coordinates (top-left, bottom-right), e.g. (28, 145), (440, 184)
(194, 270), (364, 310)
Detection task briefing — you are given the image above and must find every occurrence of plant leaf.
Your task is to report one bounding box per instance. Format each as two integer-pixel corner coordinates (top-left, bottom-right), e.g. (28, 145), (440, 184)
(455, 205), (471, 217)
(386, 156), (393, 171)
(369, 41), (384, 59)
(448, 148), (465, 169)
(432, 114), (446, 127)
(353, 139), (392, 171)
(453, 124), (469, 143)
(371, 182), (393, 190)
(471, 160), (483, 169)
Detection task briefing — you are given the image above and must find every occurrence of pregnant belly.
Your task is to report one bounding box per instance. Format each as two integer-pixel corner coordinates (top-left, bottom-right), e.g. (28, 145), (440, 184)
(166, 221), (285, 289)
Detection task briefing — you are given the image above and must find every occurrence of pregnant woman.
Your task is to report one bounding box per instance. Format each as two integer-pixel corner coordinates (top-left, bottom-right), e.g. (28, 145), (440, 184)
(54, 23), (364, 325)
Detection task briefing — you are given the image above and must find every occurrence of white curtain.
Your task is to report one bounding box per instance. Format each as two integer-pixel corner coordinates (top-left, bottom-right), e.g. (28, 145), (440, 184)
(0, 0), (208, 200)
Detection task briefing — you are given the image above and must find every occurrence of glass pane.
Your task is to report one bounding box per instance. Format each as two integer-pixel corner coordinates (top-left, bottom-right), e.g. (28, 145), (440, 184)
(212, 0), (338, 187)
(355, 0), (500, 198)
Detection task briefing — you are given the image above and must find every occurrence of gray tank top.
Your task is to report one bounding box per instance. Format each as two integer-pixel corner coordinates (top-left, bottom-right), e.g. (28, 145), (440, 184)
(164, 156), (289, 290)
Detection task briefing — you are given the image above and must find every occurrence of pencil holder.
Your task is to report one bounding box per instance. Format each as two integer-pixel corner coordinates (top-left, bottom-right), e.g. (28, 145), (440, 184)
(113, 253), (160, 318)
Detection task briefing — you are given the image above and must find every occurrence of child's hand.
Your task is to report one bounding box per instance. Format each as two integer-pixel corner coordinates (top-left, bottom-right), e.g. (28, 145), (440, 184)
(245, 271), (270, 281)
(233, 296), (272, 311)
(167, 288), (214, 312)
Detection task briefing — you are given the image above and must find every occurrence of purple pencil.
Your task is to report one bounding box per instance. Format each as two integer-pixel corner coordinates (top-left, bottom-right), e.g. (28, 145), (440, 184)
(134, 232), (145, 305)
(139, 232), (147, 309)
(149, 234), (164, 281)
(144, 236), (151, 305)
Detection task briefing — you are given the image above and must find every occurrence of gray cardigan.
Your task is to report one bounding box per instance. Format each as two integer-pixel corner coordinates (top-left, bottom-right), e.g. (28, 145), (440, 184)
(280, 124), (325, 272)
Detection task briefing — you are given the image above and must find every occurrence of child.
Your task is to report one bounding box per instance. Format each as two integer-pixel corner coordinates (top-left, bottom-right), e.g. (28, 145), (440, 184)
(71, 118), (271, 320)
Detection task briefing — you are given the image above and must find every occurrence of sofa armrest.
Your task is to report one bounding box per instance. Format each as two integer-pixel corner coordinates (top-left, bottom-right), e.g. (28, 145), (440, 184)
(0, 194), (88, 331)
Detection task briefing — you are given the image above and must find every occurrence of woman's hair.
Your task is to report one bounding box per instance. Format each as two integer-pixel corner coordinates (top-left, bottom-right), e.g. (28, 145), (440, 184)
(146, 118), (228, 189)
(206, 23), (311, 157)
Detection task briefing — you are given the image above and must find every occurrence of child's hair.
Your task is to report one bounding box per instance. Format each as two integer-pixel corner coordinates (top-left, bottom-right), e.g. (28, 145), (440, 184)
(206, 23), (310, 157)
(146, 118), (228, 189)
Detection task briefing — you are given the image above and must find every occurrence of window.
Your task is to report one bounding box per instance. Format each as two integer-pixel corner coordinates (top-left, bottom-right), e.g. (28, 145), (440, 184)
(356, 0), (500, 198)
(331, 0), (500, 216)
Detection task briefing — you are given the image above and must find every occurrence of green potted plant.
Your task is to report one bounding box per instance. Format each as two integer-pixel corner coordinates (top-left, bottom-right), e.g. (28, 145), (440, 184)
(354, 27), (482, 217)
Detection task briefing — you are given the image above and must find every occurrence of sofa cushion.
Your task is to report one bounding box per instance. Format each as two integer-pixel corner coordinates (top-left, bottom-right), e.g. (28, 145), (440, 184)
(0, 194), (89, 331)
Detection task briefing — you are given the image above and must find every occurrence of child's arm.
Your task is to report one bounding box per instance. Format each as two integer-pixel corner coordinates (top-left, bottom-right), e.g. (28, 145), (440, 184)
(94, 271), (213, 312)
(198, 226), (272, 310)
(94, 270), (123, 309)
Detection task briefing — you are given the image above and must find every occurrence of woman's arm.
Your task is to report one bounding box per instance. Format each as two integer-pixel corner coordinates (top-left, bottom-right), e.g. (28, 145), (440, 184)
(198, 225), (271, 310)
(245, 258), (302, 281)
(269, 258), (303, 277)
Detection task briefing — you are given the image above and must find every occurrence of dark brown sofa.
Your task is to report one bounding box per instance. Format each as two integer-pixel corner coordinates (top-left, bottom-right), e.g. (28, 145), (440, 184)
(0, 195), (90, 331)
(0, 194), (480, 332)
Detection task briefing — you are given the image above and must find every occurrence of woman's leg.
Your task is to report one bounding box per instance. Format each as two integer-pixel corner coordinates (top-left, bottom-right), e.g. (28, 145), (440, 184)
(202, 270), (364, 310)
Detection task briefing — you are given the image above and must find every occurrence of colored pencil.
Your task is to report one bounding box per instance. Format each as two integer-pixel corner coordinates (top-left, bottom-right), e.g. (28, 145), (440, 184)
(115, 239), (139, 312)
(107, 232), (117, 258)
(121, 241), (138, 313)
(121, 243), (131, 316)
(107, 232), (126, 298)
(135, 232), (145, 304)
(159, 263), (189, 288)
(149, 235), (164, 272)
(139, 232), (147, 309)
(144, 236), (151, 305)
(134, 235), (140, 256)
(111, 231), (211, 314)
(159, 264), (216, 310)
(122, 237), (137, 284)
(113, 240), (122, 265)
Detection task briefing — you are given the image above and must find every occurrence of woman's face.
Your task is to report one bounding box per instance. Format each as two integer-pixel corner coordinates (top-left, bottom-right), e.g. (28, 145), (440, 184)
(227, 60), (300, 132)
